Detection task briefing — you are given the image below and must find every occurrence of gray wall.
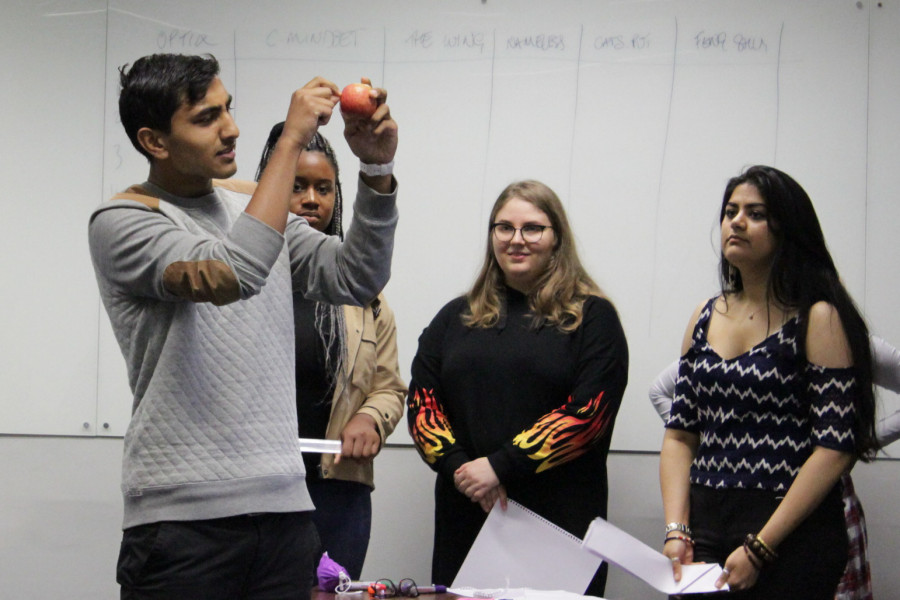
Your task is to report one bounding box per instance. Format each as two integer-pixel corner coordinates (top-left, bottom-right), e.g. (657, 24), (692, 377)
(1, 436), (897, 599)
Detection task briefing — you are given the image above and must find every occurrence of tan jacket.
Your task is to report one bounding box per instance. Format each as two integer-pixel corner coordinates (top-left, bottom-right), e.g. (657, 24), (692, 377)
(318, 294), (406, 489)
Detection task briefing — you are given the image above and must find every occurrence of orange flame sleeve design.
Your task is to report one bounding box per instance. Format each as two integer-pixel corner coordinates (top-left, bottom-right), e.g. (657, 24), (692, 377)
(512, 392), (613, 473)
(408, 388), (457, 465)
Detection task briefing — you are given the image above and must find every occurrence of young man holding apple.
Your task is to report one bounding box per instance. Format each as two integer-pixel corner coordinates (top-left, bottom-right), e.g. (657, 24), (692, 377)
(89, 53), (399, 599)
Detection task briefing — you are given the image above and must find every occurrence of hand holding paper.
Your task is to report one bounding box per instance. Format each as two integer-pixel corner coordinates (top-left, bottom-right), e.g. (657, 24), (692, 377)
(581, 517), (728, 595)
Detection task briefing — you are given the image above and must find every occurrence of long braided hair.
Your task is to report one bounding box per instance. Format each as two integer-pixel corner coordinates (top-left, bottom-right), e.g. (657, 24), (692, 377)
(257, 123), (348, 400)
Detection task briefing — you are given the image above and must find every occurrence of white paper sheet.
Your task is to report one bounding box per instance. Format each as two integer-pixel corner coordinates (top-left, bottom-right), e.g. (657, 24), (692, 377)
(448, 587), (602, 600)
(453, 499), (603, 595)
(581, 517), (728, 594)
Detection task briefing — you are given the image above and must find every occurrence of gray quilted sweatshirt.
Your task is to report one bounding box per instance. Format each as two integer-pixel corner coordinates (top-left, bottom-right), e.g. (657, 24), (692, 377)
(88, 177), (398, 529)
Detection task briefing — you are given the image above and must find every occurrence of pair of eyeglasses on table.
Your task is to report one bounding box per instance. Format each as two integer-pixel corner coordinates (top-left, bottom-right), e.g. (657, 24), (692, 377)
(364, 579), (420, 598)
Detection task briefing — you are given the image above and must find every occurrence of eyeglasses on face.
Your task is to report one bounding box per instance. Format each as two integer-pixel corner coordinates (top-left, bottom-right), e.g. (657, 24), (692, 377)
(490, 222), (552, 243)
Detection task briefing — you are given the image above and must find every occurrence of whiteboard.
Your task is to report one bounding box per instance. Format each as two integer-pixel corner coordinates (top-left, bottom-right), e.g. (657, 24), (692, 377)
(2, 0), (899, 453)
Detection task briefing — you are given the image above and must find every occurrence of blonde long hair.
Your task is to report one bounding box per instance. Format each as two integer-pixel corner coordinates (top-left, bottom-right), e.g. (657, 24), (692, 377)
(463, 180), (601, 332)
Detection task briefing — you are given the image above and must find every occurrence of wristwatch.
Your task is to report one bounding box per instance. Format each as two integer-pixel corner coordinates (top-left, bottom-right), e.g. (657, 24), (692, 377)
(665, 522), (692, 537)
(359, 160), (394, 177)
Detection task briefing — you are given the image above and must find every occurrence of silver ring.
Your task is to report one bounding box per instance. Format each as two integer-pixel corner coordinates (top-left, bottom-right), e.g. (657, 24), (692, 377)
(671, 557), (680, 563)
(722, 567), (730, 575)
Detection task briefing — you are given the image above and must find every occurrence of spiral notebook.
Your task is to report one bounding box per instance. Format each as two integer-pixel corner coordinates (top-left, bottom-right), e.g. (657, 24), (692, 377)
(452, 499), (603, 594)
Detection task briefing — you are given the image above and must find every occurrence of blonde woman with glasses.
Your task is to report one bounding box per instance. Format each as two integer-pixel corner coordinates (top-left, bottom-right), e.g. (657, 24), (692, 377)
(407, 180), (629, 597)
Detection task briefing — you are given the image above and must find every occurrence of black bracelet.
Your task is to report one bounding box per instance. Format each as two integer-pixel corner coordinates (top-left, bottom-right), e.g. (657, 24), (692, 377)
(743, 543), (764, 569)
(744, 533), (778, 565)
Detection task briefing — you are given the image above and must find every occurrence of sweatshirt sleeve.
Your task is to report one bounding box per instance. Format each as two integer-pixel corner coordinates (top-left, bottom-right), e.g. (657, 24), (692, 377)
(870, 335), (900, 446)
(872, 335), (900, 394)
(287, 176), (399, 307)
(406, 300), (472, 481)
(487, 297), (629, 483)
(88, 200), (284, 305)
(649, 360), (679, 423)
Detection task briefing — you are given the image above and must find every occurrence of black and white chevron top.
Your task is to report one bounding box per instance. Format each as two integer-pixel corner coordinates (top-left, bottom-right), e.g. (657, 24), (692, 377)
(667, 297), (858, 492)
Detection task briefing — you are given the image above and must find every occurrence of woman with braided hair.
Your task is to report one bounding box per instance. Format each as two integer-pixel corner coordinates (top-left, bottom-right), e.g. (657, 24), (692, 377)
(257, 124), (406, 579)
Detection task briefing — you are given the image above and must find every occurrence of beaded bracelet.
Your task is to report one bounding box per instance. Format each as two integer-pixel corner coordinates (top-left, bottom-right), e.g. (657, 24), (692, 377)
(664, 534), (694, 546)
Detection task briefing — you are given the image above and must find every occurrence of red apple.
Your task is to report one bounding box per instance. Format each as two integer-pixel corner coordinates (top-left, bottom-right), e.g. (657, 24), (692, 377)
(340, 82), (377, 117)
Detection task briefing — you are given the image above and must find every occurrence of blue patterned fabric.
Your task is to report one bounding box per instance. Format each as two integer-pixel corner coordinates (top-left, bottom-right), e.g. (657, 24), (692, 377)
(667, 297), (858, 492)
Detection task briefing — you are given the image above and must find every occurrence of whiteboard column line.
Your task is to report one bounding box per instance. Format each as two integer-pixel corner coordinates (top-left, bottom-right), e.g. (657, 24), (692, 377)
(566, 24), (584, 204)
(94, 0), (113, 436)
(648, 16), (679, 333)
(479, 29), (497, 211)
(773, 21), (785, 167)
(381, 26), (387, 85)
(863, 4), (872, 311)
(232, 28), (240, 129)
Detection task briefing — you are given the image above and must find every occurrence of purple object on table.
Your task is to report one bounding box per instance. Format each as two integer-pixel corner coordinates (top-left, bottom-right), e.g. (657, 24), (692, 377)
(316, 552), (349, 591)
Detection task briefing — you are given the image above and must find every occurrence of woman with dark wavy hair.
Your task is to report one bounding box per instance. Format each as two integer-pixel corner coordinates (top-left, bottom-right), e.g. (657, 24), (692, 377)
(407, 180), (629, 596)
(661, 165), (879, 599)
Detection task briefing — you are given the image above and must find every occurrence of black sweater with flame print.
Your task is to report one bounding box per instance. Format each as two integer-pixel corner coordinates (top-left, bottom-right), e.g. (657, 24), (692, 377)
(407, 289), (629, 492)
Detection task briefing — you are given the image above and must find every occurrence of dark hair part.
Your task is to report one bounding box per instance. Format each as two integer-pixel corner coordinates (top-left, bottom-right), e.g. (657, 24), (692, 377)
(464, 179), (601, 332)
(719, 165), (878, 460)
(118, 53), (221, 161)
(255, 122), (344, 239)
